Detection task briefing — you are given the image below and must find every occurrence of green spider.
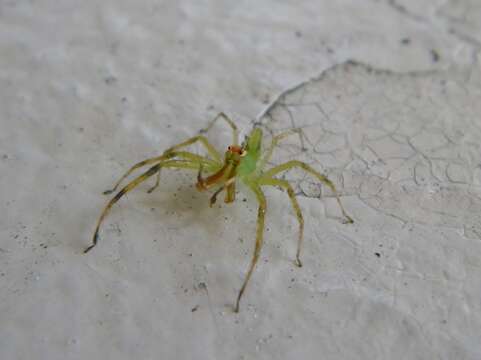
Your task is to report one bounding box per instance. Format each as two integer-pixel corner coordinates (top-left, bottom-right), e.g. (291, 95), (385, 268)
(84, 113), (353, 312)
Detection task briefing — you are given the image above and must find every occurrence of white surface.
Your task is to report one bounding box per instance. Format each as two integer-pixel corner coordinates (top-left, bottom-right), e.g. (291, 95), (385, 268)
(1, 1), (481, 359)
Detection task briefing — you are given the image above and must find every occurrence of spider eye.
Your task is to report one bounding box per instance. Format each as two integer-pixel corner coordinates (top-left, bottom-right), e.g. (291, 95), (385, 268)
(228, 146), (232, 151)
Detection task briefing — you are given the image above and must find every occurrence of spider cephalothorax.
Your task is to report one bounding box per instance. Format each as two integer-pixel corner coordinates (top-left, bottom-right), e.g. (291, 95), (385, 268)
(84, 113), (353, 312)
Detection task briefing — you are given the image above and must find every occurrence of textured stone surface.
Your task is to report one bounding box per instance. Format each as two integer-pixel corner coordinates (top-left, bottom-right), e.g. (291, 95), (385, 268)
(1, 1), (481, 359)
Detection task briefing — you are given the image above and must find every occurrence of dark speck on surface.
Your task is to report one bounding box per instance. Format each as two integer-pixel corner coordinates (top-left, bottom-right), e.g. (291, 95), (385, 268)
(104, 76), (117, 85)
(198, 282), (206, 290)
(400, 38), (411, 45)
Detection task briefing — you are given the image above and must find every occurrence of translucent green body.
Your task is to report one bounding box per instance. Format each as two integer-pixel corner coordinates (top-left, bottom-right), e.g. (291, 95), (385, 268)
(237, 128), (262, 179)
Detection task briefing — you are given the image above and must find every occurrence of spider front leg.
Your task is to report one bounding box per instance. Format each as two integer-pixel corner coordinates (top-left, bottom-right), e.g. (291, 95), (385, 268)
(235, 185), (267, 313)
(200, 112), (239, 146)
(164, 135), (223, 163)
(197, 161), (237, 206)
(103, 151), (218, 195)
(262, 160), (354, 224)
(103, 155), (168, 195)
(259, 177), (304, 267)
(146, 170), (161, 194)
(85, 159), (206, 253)
(208, 177), (236, 207)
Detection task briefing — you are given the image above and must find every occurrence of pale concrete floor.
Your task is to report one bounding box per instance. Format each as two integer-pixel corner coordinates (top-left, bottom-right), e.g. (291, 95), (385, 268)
(1, 1), (481, 359)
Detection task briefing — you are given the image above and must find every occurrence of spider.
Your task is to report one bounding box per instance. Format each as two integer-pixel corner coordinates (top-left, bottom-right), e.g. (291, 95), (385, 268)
(84, 113), (354, 312)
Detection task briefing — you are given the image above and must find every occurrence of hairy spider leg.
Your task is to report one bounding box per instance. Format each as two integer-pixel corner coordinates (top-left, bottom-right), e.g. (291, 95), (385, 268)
(234, 184), (267, 313)
(200, 112), (239, 146)
(261, 161), (354, 224)
(103, 150), (219, 195)
(85, 159), (213, 254)
(259, 177), (304, 267)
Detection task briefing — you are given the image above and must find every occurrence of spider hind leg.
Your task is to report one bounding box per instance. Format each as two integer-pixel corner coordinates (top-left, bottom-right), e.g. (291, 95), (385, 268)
(234, 185), (267, 313)
(262, 160), (354, 224)
(259, 177), (304, 267)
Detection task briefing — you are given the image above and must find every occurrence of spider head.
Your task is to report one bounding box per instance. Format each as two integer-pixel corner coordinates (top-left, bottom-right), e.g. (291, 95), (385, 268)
(225, 144), (247, 163)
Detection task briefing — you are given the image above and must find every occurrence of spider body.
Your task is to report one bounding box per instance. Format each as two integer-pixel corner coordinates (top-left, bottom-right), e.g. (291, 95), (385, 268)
(84, 113), (353, 312)
(196, 127), (262, 205)
(237, 127), (262, 176)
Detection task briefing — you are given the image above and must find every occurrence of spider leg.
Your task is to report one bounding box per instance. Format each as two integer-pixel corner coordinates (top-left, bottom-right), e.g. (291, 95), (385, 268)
(200, 112), (239, 146)
(208, 177), (236, 207)
(85, 160), (205, 253)
(196, 162), (233, 191)
(146, 170), (161, 194)
(225, 181), (236, 203)
(261, 160), (354, 224)
(259, 177), (304, 267)
(103, 151), (217, 195)
(196, 162), (237, 206)
(209, 186), (225, 207)
(257, 128), (303, 170)
(234, 184), (266, 313)
(165, 136), (223, 163)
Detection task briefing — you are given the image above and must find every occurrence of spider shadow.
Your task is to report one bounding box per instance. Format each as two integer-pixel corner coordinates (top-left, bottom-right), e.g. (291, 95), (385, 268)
(135, 171), (243, 241)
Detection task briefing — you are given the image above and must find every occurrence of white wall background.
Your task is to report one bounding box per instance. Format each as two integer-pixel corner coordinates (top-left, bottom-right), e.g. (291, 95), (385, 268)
(1, 1), (481, 359)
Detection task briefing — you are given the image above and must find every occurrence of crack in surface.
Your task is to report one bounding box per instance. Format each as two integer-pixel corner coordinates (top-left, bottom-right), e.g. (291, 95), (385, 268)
(257, 61), (481, 240)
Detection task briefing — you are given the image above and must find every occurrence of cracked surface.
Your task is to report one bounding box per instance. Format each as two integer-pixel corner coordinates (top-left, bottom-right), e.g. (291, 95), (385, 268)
(260, 61), (481, 239)
(1, 1), (481, 359)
